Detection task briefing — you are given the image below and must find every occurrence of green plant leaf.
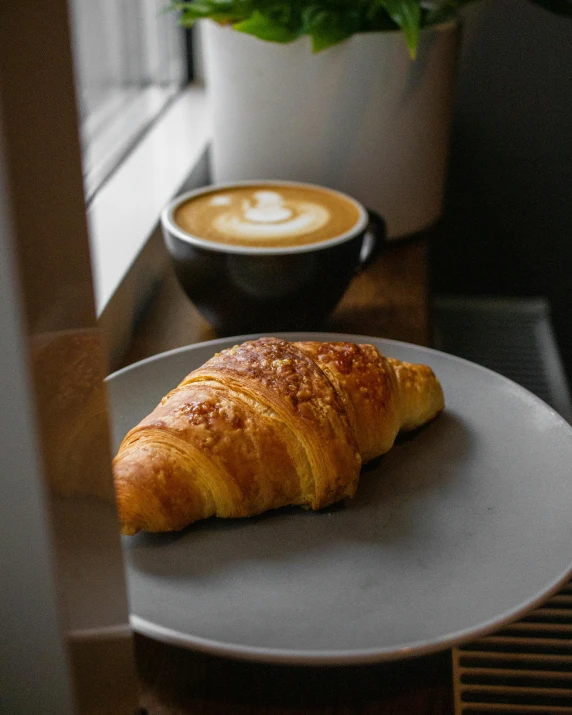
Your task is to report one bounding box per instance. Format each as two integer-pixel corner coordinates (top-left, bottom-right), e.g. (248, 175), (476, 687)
(167, 0), (571, 47)
(310, 25), (355, 51)
(234, 10), (301, 43)
(380, 0), (421, 58)
(302, 6), (359, 51)
(361, 0), (400, 31)
(171, 0), (242, 25)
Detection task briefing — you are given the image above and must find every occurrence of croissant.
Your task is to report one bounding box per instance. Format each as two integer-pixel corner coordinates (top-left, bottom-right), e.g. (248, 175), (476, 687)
(113, 337), (444, 535)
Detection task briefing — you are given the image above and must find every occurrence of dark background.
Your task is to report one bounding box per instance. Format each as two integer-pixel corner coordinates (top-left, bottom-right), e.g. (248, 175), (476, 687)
(430, 0), (572, 378)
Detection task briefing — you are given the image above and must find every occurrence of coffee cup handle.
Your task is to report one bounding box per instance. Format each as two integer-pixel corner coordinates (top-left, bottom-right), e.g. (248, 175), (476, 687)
(359, 209), (387, 270)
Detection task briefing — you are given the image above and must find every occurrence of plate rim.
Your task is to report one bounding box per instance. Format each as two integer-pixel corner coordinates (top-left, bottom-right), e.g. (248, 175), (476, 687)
(110, 332), (572, 664)
(129, 562), (572, 665)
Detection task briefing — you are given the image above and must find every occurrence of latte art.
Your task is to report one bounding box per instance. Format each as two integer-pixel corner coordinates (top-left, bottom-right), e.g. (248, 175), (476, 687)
(173, 184), (362, 249)
(242, 191), (294, 223)
(213, 191), (330, 242)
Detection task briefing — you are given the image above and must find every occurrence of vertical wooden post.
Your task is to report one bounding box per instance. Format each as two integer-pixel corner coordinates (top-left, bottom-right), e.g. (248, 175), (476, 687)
(0, 1), (139, 712)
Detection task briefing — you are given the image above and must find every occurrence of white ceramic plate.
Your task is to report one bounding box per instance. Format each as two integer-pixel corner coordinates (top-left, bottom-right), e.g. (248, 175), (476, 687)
(107, 332), (572, 665)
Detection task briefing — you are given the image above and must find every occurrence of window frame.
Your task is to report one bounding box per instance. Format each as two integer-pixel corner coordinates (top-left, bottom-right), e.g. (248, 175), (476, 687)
(87, 82), (210, 317)
(70, 14), (211, 365)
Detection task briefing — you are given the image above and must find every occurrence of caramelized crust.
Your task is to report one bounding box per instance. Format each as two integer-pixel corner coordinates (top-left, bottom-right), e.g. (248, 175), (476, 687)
(294, 341), (401, 463)
(294, 342), (444, 461)
(113, 338), (444, 535)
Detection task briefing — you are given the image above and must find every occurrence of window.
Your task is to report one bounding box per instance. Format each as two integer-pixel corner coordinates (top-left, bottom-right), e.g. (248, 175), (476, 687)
(69, 0), (189, 201)
(67, 0), (210, 322)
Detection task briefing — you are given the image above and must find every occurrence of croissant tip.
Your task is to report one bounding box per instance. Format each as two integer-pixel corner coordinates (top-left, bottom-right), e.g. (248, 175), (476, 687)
(120, 523), (139, 536)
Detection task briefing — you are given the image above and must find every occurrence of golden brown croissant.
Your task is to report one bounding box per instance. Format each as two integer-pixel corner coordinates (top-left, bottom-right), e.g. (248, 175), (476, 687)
(113, 338), (444, 535)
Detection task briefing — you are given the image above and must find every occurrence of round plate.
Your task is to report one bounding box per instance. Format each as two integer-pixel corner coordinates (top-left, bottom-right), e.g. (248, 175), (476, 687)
(107, 332), (572, 665)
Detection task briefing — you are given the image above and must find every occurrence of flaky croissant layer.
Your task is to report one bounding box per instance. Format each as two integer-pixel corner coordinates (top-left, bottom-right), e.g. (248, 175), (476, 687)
(113, 338), (444, 535)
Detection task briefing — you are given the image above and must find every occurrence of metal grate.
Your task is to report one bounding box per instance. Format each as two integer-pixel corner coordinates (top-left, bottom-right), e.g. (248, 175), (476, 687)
(453, 581), (572, 714)
(432, 296), (572, 714)
(432, 296), (572, 423)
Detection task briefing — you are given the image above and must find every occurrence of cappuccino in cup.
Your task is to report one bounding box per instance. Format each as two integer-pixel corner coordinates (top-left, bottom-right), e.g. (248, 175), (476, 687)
(162, 181), (385, 336)
(173, 183), (362, 249)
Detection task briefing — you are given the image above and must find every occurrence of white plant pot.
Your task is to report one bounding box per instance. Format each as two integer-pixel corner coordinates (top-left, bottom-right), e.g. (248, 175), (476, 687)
(202, 20), (460, 240)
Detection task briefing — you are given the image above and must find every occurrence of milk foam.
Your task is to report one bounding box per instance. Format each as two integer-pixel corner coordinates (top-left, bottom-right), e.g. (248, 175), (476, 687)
(173, 183), (361, 248)
(210, 190), (330, 242)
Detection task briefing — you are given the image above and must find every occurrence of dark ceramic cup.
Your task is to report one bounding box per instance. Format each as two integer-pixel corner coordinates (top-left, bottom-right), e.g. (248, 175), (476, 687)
(161, 181), (386, 336)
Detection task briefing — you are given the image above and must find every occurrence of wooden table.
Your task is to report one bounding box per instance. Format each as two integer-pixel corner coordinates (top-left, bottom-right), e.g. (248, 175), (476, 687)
(120, 234), (455, 715)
